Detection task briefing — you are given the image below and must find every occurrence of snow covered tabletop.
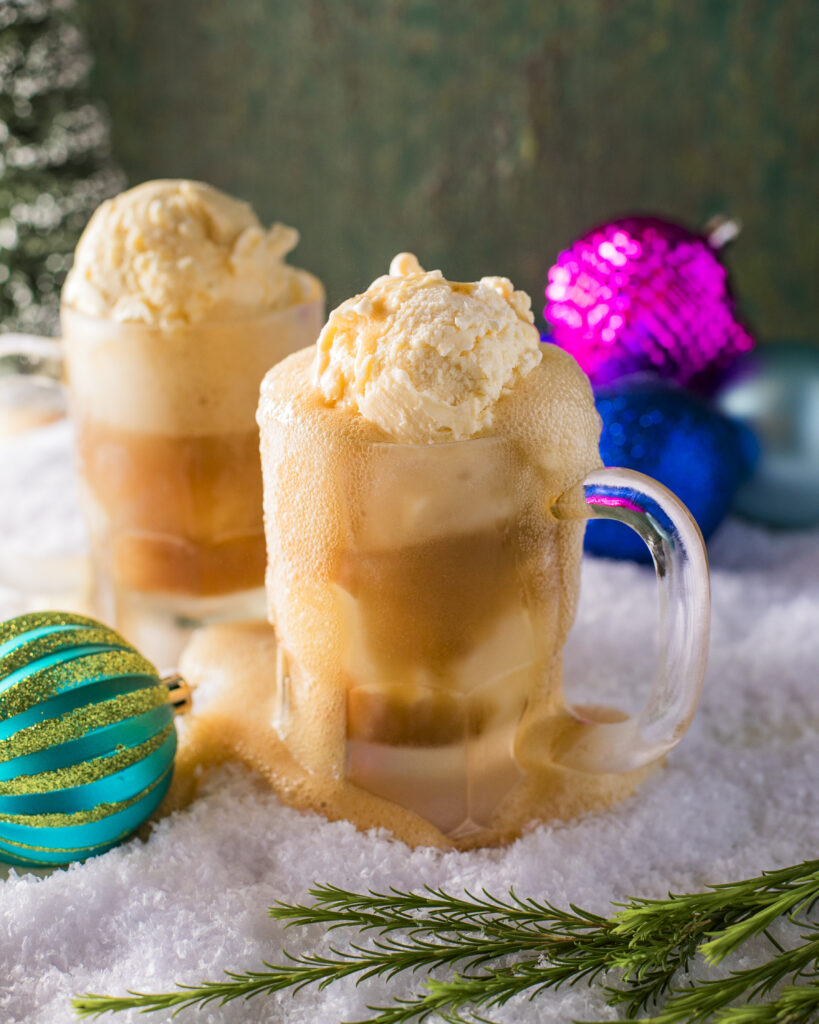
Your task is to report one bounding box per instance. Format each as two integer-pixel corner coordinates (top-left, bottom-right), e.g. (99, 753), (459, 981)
(1, 419), (818, 1023)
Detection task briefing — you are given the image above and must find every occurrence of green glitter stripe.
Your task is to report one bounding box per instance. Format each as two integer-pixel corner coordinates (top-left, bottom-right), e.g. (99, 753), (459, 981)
(0, 725), (174, 798)
(0, 674), (159, 743)
(0, 612), (110, 647)
(0, 685), (168, 764)
(0, 627), (136, 678)
(0, 764), (173, 843)
(0, 623), (79, 661)
(0, 832), (115, 855)
(0, 649), (157, 719)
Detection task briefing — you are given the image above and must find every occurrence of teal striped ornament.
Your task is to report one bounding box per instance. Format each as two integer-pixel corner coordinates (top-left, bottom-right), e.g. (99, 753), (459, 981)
(0, 611), (186, 868)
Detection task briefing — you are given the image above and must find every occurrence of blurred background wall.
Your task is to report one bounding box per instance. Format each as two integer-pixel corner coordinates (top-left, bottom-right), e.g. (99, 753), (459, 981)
(72, 0), (817, 338)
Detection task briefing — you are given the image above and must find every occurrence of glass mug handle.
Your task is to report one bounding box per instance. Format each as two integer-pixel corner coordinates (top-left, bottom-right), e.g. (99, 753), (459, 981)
(550, 467), (710, 774)
(0, 332), (63, 385)
(0, 333), (87, 596)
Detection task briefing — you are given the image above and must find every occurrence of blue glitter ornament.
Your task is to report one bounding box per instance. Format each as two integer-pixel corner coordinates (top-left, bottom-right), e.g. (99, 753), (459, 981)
(585, 379), (757, 562)
(0, 611), (190, 868)
(714, 343), (819, 529)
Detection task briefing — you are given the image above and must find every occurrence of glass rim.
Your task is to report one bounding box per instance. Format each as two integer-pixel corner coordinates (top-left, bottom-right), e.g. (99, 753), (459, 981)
(263, 390), (509, 452)
(59, 296), (324, 333)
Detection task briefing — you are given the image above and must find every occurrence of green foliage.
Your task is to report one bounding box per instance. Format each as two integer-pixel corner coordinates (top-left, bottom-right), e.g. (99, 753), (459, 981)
(0, 0), (123, 335)
(73, 860), (819, 1022)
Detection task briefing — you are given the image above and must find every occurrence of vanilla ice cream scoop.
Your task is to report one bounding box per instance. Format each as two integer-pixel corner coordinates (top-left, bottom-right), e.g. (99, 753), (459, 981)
(63, 180), (323, 326)
(313, 253), (542, 442)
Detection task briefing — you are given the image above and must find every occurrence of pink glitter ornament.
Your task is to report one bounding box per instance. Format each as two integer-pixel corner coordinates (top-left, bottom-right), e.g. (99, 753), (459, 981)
(544, 216), (754, 391)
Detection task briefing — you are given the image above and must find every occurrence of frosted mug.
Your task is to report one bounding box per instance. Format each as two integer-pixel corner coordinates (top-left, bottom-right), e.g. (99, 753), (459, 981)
(259, 345), (710, 841)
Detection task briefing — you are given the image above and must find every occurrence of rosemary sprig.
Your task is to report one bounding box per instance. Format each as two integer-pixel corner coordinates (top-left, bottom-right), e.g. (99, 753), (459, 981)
(73, 859), (819, 1023)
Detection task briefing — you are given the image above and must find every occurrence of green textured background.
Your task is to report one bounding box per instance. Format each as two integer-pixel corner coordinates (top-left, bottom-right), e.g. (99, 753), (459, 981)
(77, 0), (817, 339)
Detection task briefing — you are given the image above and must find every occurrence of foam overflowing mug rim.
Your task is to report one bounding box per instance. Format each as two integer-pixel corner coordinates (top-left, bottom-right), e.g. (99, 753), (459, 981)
(259, 361), (710, 822)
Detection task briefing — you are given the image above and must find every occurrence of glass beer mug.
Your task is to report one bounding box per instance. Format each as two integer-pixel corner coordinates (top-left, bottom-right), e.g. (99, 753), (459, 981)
(0, 298), (324, 665)
(259, 364), (710, 840)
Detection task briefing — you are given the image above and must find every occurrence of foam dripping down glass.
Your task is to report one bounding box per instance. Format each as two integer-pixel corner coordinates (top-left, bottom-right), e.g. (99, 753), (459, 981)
(259, 336), (710, 840)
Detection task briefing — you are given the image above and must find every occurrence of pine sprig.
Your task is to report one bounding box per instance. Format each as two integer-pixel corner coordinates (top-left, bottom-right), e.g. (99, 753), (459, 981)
(711, 984), (819, 1024)
(73, 860), (819, 1023)
(627, 930), (819, 1024)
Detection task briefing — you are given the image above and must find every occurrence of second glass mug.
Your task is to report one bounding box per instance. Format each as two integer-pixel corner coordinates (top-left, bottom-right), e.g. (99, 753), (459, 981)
(261, 418), (710, 841)
(0, 300), (325, 665)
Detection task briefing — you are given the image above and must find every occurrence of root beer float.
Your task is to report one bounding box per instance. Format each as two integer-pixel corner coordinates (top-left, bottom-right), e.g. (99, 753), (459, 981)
(258, 253), (598, 837)
(62, 180), (324, 662)
(174, 252), (709, 848)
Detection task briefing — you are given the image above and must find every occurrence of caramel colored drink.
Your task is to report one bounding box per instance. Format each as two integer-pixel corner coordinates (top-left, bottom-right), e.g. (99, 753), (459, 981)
(64, 303), (323, 660)
(254, 253), (710, 843)
(172, 253), (707, 848)
(258, 253), (602, 838)
(61, 179), (324, 662)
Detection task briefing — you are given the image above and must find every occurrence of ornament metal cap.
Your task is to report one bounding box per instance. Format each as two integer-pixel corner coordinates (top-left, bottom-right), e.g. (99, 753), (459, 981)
(705, 215), (742, 249)
(162, 673), (193, 716)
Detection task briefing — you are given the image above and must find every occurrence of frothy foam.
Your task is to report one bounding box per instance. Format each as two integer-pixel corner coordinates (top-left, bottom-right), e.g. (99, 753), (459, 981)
(174, 621), (653, 850)
(251, 343), (608, 839)
(64, 302), (324, 435)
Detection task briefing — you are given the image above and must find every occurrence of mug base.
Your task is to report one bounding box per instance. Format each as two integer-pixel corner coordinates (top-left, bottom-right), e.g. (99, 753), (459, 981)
(163, 620), (658, 850)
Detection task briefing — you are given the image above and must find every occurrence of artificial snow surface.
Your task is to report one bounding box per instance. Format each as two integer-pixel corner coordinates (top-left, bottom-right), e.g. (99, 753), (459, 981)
(1, 420), (818, 1023)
